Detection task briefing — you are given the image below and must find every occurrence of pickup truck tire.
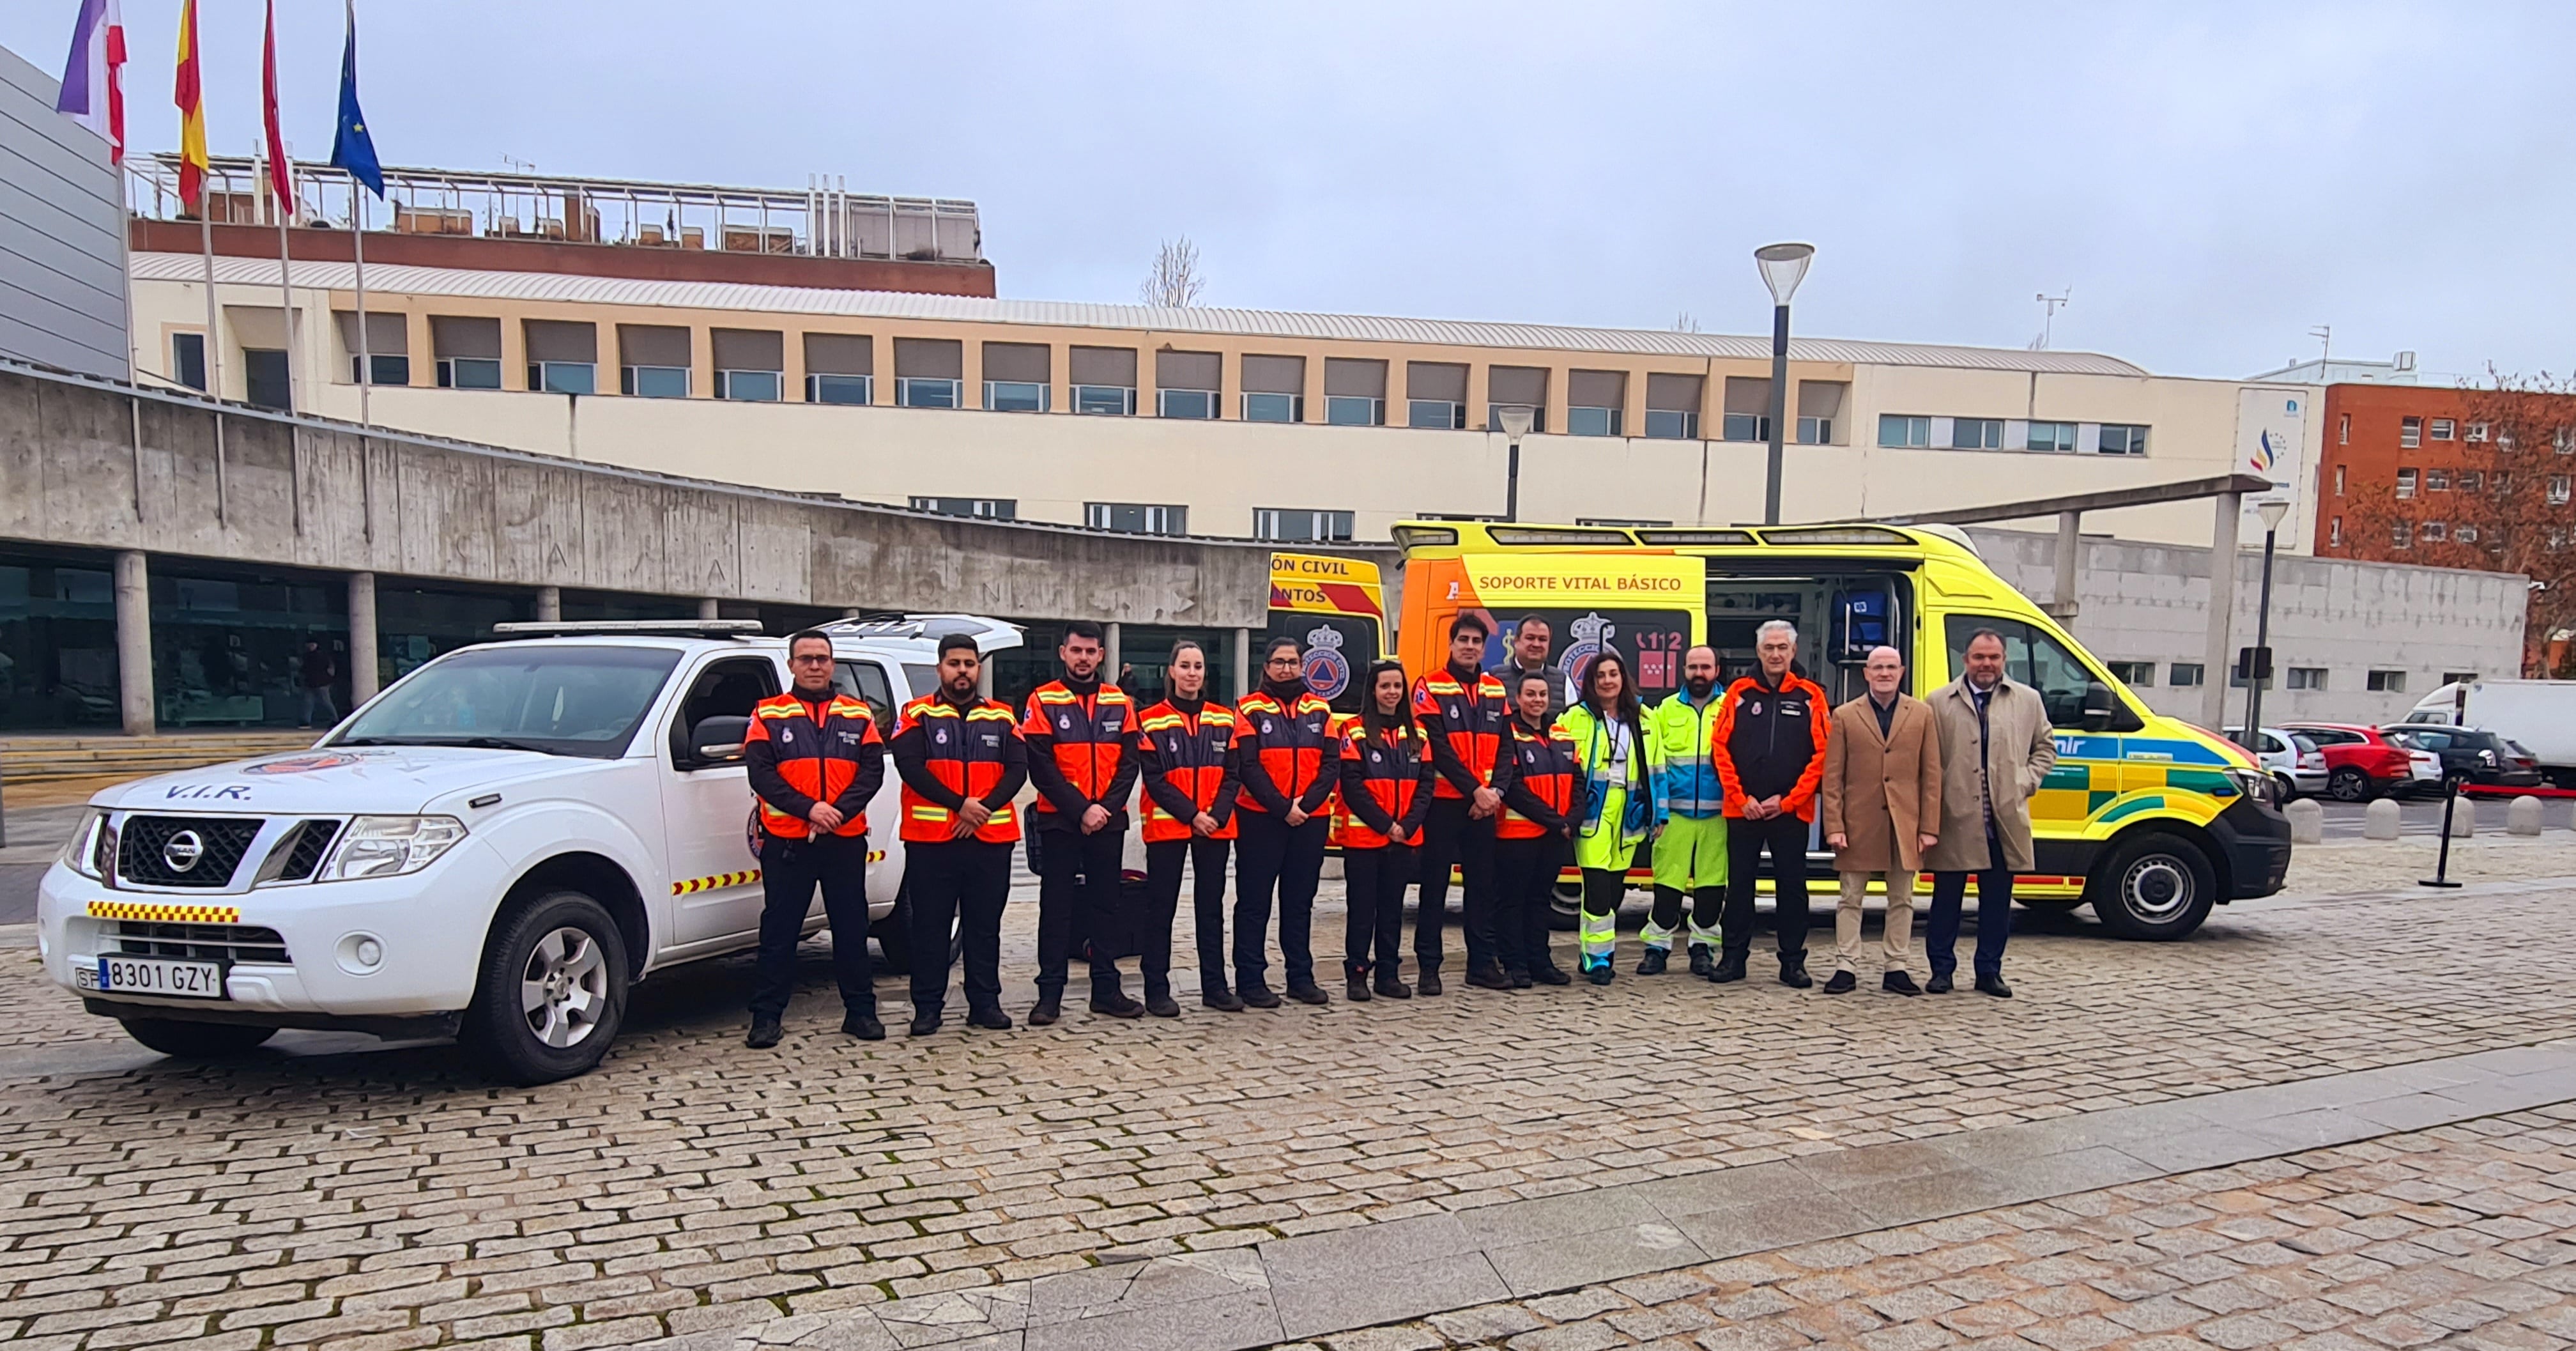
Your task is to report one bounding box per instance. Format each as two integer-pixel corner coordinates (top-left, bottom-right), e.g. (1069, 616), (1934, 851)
(462, 890), (629, 1085)
(2088, 831), (2216, 941)
(120, 1019), (276, 1058)
(872, 886), (963, 977)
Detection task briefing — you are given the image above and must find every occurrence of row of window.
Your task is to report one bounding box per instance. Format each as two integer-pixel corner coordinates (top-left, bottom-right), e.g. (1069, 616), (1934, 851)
(1876, 415), (2149, 455)
(2101, 660), (2446, 693)
(2384, 467), (2540, 497)
(906, 498), (1356, 542)
(2358, 412), (2576, 453)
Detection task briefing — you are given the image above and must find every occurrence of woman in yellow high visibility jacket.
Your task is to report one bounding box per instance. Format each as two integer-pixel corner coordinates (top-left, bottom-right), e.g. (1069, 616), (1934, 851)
(1558, 652), (1663, 984)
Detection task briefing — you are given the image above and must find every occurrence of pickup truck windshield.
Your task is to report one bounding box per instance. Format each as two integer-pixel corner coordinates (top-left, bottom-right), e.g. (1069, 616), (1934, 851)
(332, 645), (684, 758)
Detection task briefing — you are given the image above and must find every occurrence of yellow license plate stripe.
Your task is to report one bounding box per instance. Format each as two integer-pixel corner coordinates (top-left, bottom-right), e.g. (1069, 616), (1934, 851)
(85, 900), (242, 923)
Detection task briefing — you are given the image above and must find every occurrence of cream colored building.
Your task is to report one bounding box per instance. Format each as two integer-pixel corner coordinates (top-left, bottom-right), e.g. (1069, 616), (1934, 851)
(126, 251), (2322, 552)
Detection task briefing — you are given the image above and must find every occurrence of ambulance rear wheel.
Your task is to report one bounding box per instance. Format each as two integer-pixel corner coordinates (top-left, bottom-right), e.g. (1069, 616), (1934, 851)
(1549, 879), (1582, 930)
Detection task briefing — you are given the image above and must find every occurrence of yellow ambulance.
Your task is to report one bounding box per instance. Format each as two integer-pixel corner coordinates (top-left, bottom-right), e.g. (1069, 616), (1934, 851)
(1391, 521), (2291, 941)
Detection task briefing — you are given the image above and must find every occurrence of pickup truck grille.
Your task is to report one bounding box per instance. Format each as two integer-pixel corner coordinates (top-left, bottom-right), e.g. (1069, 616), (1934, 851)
(264, 820), (342, 882)
(118, 815), (264, 888)
(105, 920), (290, 964)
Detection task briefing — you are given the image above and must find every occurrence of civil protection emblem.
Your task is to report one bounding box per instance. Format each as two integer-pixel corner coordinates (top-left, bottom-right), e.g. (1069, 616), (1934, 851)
(1561, 612), (1614, 685)
(1301, 626), (1351, 701)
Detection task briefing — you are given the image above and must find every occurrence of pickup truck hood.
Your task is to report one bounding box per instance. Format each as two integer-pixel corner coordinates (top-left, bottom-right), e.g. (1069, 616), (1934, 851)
(91, 745), (603, 816)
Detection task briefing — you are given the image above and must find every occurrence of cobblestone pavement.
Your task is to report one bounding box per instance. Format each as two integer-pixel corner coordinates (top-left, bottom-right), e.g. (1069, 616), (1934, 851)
(1297, 1106), (2576, 1351)
(2, 874), (2574, 1349)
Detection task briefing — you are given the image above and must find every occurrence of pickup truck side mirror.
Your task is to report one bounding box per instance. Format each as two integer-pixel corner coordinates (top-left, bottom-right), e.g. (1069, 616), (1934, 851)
(688, 714), (751, 765)
(2082, 681), (2115, 733)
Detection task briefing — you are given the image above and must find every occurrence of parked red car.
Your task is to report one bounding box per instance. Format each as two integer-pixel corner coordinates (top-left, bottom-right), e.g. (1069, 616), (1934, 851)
(2279, 722), (2432, 801)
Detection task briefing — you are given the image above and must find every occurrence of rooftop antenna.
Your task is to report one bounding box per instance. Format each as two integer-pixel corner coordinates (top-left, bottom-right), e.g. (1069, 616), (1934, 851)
(2309, 324), (2332, 376)
(500, 154), (538, 176)
(2032, 289), (2071, 350)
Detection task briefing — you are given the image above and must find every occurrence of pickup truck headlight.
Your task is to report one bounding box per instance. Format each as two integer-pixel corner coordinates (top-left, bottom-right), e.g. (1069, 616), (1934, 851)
(63, 810), (106, 879)
(2221, 767), (2274, 803)
(321, 815), (467, 881)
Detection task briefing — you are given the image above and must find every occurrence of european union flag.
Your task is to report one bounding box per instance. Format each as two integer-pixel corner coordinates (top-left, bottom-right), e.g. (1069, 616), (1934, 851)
(328, 0), (383, 197)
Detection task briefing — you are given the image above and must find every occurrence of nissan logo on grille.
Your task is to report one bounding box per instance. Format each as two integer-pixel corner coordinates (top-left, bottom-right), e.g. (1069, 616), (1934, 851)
(162, 830), (206, 874)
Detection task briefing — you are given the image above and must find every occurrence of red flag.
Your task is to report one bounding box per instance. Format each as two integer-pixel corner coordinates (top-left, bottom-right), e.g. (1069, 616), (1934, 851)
(173, 0), (205, 210)
(260, 0), (291, 213)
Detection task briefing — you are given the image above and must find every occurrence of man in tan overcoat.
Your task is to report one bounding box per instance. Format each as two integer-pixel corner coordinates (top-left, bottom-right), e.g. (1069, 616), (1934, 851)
(1921, 628), (2059, 998)
(1820, 646), (1940, 995)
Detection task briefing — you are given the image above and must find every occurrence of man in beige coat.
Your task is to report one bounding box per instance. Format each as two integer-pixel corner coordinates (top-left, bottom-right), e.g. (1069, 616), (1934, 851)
(1922, 628), (2059, 998)
(1820, 646), (1940, 995)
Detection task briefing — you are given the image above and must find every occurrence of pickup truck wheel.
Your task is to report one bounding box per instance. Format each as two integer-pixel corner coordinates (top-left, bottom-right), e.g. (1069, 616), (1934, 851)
(2326, 767), (2370, 802)
(120, 1019), (275, 1058)
(2089, 831), (2216, 941)
(463, 890), (629, 1085)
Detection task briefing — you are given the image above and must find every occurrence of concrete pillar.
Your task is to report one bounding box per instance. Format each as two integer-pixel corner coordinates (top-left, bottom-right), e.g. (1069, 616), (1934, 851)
(535, 585), (562, 621)
(347, 572), (379, 706)
(2508, 795), (2543, 836)
(2200, 491), (2242, 729)
(2363, 797), (2401, 840)
(2285, 798), (2324, 845)
(1103, 622), (1123, 683)
(698, 598), (722, 621)
(1232, 627), (1252, 699)
(2045, 510), (2082, 627)
(114, 550), (153, 736)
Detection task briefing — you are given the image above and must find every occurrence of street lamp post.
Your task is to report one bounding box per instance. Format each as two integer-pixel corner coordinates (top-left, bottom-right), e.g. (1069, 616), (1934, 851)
(2240, 498), (2291, 750)
(1754, 242), (1815, 526)
(1498, 404), (1533, 522)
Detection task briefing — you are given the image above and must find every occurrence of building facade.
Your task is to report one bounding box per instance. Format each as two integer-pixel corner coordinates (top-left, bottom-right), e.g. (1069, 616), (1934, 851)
(0, 45), (128, 382)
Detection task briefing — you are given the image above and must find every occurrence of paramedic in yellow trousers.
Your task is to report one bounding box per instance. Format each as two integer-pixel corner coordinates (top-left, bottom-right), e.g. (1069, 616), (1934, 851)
(1818, 645), (1938, 996)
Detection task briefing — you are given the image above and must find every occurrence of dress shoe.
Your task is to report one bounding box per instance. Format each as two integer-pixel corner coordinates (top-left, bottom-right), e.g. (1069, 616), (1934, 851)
(1288, 982), (1331, 1006)
(908, 1012), (943, 1037)
(1374, 976), (1412, 1000)
(967, 1005), (1012, 1030)
(1779, 953), (1813, 989)
(1510, 969), (1535, 989)
(1029, 996), (1062, 1026)
(1346, 975), (1372, 1002)
(1821, 971), (1857, 995)
(1883, 971), (1921, 996)
(1091, 991), (1145, 1018)
(842, 1010), (886, 1040)
(1145, 994), (1181, 1018)
(1202, 989), (1245, 1012)
(1531, 964), (1573, 986)
(1710, 954), (1747, 984)
(745, 1017), (783, 1049)
(1465, 964), (1514, 991)
(1416, 969), (1444, 997)
(1635, 946), (1669, 976)
(1687, 944), (1716, 978)
(1926, 972), (1952, 994)
(1584, 959), (1614, 987)
(1975, 973), (2014, 999)
(1241, 984), (1283, 1008)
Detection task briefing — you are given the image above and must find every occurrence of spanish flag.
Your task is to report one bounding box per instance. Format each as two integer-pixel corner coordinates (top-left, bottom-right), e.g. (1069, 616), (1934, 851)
(172, 0), (207, 212)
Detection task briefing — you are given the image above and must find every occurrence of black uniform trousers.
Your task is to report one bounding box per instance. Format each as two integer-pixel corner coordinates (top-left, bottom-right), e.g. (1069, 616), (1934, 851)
(1722, 814), (1813, 960)
(1414, 796), (1499, 973)
(1034, 824), (1128, 1000)
(905, 837), (1013, 1017)
(751, 832), (875, 1020)
(1143, 836), (1232, 1000)
(1340, 844), (1413, 979)
(1493, 833), (1567, 977)
(1233, 810), (1326, 992)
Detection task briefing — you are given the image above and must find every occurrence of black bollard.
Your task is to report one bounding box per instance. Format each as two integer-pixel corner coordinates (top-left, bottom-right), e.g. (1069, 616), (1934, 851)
(2419, 773), (2465, 888)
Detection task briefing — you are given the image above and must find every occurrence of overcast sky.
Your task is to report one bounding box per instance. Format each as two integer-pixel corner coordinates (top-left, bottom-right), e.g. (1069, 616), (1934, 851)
(8, 1), (2566, 383)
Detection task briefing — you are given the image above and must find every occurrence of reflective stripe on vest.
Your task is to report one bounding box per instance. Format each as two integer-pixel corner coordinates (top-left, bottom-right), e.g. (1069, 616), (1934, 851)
(747, 691), (880, 838)
(1233, 688), (1335, 814)
(1021, 681), (1133, 817)
(897, 695), (1022, 844)
(1331, 723), (1430, 849)
(1137, 700), (1239, 843)
(1412, 668), (1508, 798)
(1499, 722), (1579, 840)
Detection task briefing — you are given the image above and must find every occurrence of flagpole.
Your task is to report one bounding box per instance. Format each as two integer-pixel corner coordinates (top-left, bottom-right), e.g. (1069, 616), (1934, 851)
(352, 183), (369, 427)
(198, 190), (220, 397)
(273, 147), (296, 415)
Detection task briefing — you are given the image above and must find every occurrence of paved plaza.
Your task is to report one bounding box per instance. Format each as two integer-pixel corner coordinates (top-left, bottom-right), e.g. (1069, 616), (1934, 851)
(3, 856), (2575, 1350)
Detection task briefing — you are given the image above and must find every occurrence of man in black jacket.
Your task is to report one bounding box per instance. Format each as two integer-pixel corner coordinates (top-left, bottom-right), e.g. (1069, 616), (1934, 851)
(1020, 621), (1145, 1024)
(742, 631), (886, 1048)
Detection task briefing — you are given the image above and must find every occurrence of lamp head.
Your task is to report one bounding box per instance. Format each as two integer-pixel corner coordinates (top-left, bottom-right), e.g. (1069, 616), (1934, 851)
(1496, 405), (1534, 441)
(1754, 242), (1816, 305)
(2256, 498), (2290, 532)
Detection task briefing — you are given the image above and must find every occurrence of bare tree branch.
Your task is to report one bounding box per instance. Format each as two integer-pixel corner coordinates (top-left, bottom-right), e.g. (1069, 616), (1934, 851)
(1141, 238), (1207, 308)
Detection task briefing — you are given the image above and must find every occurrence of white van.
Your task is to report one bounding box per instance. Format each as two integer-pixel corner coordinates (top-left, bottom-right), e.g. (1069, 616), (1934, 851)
(34, 615), (1020, 1083)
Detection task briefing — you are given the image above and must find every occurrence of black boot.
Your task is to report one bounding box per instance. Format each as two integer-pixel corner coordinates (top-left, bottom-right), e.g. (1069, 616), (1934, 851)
(1779, 952), (1814, 989)
(1883, 971), (1921, 996)
(967, 1004), (1013, 1030)
(908, 1009), (943, 1037)
(1821, 971), (1857, 995)
(1091, 988), (1145, 1018)
(842, 1008), (885, 1040)
(1466, 962), (1514, 991)
(1416, 967), (1443, 997)
(1710, 952), (1747, 984)
(1202, 987), (1245, 1012)
(1346, 974), (1372, 1002)
(1636, 946), (1669, 976)
(1374, 974), (1411, 1000)
(1029, 994), (1062, 1026)
(1144, 992), (1181, 1018)
(1241, 984), (1282, 1008)
(1926, 971), (1953, 994)
(1975, 972), (2014, 999)
(1287, 981), (1331, 1006)
(745, 1016), (783, 1049)
(1687, 944), (1716, 978)
(1531, 963), (1572, 986)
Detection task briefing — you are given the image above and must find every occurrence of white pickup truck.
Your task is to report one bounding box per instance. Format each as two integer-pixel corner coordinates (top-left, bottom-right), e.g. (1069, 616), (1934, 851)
(34, 615), (1021, 1084)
